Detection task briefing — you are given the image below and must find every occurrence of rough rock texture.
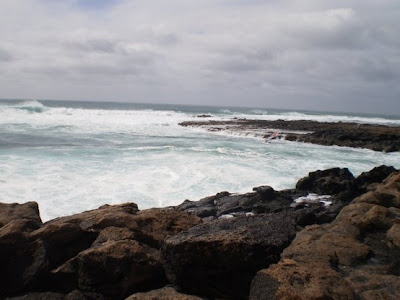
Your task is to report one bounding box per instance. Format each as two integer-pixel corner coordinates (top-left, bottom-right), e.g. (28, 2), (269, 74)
(2, 166), (398, 300)
(4, 290), (105, 300)
(295, 167), (356, 198)
(52, 240), (165, 298)
(0, 201), (42, 227)
(0, 202), (45, 297)
(126, 286), (205, 300)
(161, 210), (313, 299)
(355, 165), (397, 192)
(250, 172), (400, 300)
(177, 187), (293, 220)
(0, 203), (201, 299)
(178, 166), (384, 224)
(180, 119), (400, 152)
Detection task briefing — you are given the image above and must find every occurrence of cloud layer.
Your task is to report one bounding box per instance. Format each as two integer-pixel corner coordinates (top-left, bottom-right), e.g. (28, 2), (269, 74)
(1, 0), (399, 113)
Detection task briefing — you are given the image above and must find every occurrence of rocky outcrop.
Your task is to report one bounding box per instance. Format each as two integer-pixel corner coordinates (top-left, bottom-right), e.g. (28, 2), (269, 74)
(250, 172), (400, 299)
(355, 165), (397, 192)
(1, 166), (399, 299)
(0, 203), (201, 299)
(177, 186), (293, 220)
(179, 119), (400, 152)
(161, 210), (315, 299)
(178, 166), (393, 224)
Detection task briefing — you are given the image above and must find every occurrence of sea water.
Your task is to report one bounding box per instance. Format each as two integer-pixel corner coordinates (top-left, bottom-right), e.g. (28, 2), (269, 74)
(1, 99), (399, 221)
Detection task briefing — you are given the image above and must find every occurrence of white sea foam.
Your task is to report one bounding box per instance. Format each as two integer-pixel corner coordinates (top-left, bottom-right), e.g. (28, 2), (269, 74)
(214, 110), (400, 126)
(291, 194), (333, 207)
(1, 100), (399, 221)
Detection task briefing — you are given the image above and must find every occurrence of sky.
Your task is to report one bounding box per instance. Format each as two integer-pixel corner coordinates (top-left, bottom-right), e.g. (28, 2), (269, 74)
(1, 0), (400, 114)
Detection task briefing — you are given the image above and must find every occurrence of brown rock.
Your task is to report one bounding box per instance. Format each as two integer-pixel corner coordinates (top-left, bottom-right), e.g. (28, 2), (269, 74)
(0, 202), (201, 299)
(52, 240), (166, 299)
(41, 202), (140, 232)
(250, 171), (400, 300)
(387, 223), (400, 247)
(281, 223), (371, 267)
(132, 208), (202, 248)
(126, 286), (205, 300)
(0, 202), (42, 228)
(0, 202), (45, 297)
(251, 260), (355, 300)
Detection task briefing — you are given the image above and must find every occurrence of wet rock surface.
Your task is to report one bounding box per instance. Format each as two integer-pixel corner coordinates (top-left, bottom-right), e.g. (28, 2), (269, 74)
(1, 165), (399, 299)
(179, 119), (400, 152)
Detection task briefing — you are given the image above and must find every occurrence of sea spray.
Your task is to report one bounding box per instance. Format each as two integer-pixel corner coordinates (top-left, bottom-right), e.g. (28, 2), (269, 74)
(1, 99), (399, 221)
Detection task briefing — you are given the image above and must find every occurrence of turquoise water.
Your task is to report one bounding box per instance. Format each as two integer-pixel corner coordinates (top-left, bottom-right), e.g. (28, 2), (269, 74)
(1, 99), (399, 221)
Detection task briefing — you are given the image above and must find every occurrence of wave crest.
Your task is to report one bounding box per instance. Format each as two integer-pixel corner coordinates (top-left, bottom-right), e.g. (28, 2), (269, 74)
(12, 100), (47, 113)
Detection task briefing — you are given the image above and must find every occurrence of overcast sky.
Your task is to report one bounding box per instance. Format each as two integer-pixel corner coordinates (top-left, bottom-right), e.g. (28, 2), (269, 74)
(1, 0), (400, 114)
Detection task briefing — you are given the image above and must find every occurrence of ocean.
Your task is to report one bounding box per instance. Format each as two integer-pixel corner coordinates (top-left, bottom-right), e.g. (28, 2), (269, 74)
(1, 99), (400, 222)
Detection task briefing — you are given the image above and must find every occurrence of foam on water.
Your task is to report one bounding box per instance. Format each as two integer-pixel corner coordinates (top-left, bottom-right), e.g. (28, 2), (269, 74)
(212, 110), (400, 126)
(1, 100), (399, 221)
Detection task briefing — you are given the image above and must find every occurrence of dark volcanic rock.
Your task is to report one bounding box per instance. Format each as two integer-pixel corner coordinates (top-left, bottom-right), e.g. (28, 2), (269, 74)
(250, 172), (400, 300)
(5, 290), (106, 300)
(180, 119), (400, 152)
(355, 165), (397, 192)
(177, 187), (292, 220)
(161, 211), (307, 299)
(295, 167), (356, 199)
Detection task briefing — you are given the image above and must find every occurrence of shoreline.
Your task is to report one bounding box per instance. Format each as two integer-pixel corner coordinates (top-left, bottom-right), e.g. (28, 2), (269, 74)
(1, 165), (399, 299)
(180, 119), (400, 152)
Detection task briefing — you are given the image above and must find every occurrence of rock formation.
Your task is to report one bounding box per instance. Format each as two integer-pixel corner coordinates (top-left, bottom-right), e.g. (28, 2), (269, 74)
(1, 166), (399, 299)
(179, 119), (400, 152)
(250, 171), (400, 299)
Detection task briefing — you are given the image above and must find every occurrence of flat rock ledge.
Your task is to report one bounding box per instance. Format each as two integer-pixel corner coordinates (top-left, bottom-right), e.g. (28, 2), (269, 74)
(1, 165), (399, 300)
(179, 119), (400, 152)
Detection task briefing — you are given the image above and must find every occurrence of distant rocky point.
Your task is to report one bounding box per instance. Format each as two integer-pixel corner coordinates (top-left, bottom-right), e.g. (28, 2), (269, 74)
(179, 119), (400, 152)
(1, 165), (399, 299)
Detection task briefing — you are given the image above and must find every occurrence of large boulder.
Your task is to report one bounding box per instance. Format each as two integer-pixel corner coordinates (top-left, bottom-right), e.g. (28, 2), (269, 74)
(250, 172), (400, 300)
(295, 167), (356, 200)
(39, 206), (201, 299)
(52, 240), (166, 299)
(355, 165), (397, 192)
(0, 201), (42, 228)
(161, 211), (306, 299)
(0, 202), (202, 299)
(0, 202), (45, 297)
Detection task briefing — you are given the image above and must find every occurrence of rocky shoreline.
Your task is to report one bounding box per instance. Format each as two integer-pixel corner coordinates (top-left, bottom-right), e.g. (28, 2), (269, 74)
(179, 119), (400, 152)
(1, 165), (399, 299)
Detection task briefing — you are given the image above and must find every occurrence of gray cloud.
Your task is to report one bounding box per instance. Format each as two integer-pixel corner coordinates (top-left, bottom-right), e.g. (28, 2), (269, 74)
(0, 48), (14, 62)
(0, 0), (399, 114)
